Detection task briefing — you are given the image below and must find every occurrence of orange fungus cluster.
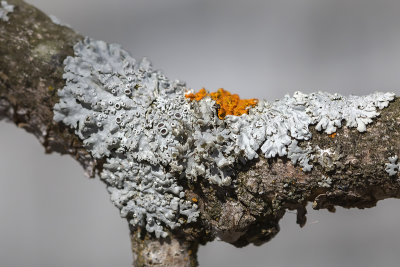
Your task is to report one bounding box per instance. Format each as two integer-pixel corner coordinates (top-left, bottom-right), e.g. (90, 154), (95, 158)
(185, 88), (258, 119)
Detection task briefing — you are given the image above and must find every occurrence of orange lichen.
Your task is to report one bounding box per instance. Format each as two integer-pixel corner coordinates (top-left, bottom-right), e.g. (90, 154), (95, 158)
(328, 132), (337, 138)
(185, 88), (258, 119)
(185, 88), (207, 101)
(191, 197), (198, 203)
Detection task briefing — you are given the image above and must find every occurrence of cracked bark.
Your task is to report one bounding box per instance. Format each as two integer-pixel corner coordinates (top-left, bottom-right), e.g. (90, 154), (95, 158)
(1, 0), (400, 266)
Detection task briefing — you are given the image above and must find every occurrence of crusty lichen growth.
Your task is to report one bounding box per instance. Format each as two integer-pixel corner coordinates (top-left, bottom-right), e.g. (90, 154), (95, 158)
(185, 88), (208, 101)
(185, 88), (258, 119)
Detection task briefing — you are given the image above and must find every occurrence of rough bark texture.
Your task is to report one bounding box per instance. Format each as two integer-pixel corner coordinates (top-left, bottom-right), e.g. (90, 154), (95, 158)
(1, 0), (400, 266)
(130, 229), (199, 267)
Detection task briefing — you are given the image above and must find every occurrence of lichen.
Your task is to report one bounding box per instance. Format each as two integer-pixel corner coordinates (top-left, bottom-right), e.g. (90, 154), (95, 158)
(53, 37), (395, 237)
(228, 91), (394, 170)
(315, 145), (343, 172)
(54, 38), (201, 238)
(318, 175), (332, 188)
(186, 88), (258, 119)
(385, 155), (400, 176)
(32, 42), (59, 61)
(0, 1), (14, 22)
(49, 14), (71, 28)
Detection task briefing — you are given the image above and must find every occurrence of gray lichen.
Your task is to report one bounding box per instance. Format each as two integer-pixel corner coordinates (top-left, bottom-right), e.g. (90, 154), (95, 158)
(53, 37), (395, 237)
(229, 91), (394, 171)
(315, 145), (343, 172)
(54, 38), (200, 238)
(49, 15), (71, 28)
(385, 155), (400, 176)
(0, 1), (14, 22)
(318, 175), (332, 188)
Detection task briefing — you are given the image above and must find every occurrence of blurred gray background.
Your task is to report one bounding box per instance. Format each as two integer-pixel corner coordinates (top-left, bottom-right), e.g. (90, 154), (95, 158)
(2, 0), (400, 266)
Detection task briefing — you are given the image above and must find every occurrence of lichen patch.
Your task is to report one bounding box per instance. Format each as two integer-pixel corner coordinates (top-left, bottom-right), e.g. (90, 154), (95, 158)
(32, 42), (59, 61)
(385, 155), (400, 176)
(186, 88), (258, 119)
(53, 37), (395, 238)
(0, 1), (14, 22)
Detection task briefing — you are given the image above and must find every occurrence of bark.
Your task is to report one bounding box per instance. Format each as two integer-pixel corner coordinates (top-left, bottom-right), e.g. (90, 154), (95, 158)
(130, 229), (199, 267)
(1, 0), (400, 266)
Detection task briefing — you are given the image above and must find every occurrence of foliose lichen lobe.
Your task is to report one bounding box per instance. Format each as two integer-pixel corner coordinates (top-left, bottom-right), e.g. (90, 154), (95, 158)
(0, 0), (14, 22)
(48, 14), (71, 28)
(385, 155), (400, 176)
(53, 37), (395, 237)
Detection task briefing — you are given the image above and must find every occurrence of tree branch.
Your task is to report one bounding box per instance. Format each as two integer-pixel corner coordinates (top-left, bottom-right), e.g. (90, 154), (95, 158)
(1, 1), (400, 266)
